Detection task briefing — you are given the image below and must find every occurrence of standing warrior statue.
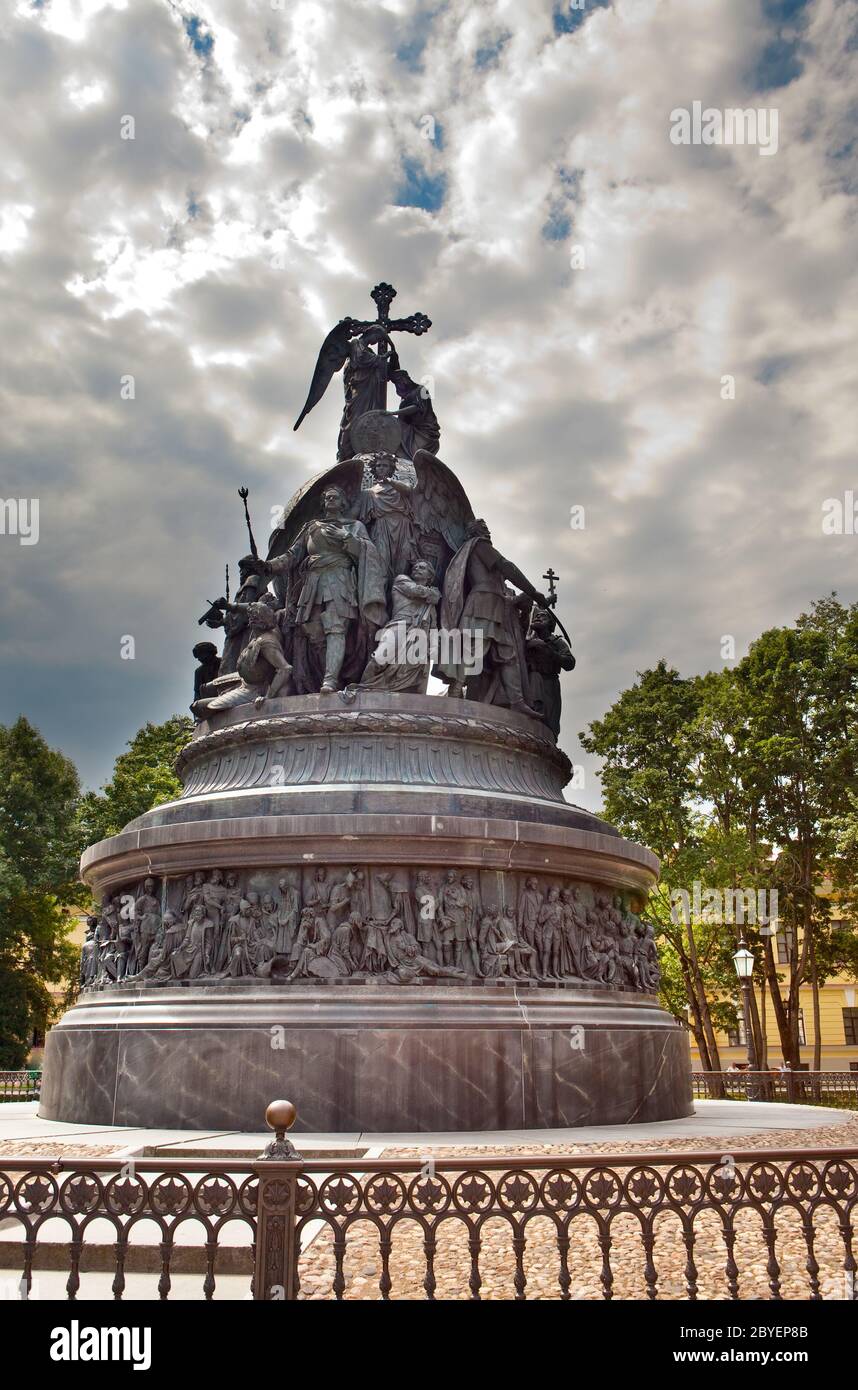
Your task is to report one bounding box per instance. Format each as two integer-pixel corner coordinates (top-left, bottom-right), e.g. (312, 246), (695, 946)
(199, 490), (268, 678)
(250, 483), (387, 693)
(200, 556), (269, 676)
(292, 283), (434, 460)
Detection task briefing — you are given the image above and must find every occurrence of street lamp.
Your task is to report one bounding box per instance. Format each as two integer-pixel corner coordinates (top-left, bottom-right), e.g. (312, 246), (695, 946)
(732, 943), (754, 980)
(732, 941), (759, 1087)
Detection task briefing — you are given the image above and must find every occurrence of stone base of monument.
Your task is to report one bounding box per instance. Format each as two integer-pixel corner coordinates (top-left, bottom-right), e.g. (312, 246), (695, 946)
(42, 693), (692, 1132)
(40, 981), (691, 1132)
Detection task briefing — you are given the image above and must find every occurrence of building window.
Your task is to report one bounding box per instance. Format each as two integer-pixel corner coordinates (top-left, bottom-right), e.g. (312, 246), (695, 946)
(727, 1003), (747, 1047)
(843, 1009), (858, 1046)
(776, 927), (794, 965)
(798, 1008), (806, 1046)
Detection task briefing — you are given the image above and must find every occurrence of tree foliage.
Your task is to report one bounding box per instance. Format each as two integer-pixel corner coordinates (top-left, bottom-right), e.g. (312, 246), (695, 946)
(0, 719), (84, 1066)
(0, 713), (194, 1066)
(77, 716), (193, 846)
(581, 596), (858, 1069)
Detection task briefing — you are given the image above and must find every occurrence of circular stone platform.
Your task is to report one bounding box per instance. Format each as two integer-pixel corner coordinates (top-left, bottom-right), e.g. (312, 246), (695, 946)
(41, 692), (692, 1132)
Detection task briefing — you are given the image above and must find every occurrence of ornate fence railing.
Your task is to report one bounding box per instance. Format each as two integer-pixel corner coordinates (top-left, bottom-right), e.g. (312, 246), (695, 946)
(692, 1071), (858, 1106)
(0, 1155), (258, 1300)
(0, 1104), (856, 1301)
(0, 1070), (41, 1102)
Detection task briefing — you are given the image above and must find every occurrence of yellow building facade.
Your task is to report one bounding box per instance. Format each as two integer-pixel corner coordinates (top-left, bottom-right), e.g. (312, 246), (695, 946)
(689, 921), (858, 1072)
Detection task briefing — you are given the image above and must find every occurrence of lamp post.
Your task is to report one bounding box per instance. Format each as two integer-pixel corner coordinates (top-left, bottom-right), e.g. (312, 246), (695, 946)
(733, 940), (759, 1096)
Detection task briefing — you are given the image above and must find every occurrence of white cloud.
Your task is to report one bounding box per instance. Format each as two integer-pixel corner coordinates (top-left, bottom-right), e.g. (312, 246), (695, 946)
(0, 202), (34, 254)
(0, 0), (855, 807)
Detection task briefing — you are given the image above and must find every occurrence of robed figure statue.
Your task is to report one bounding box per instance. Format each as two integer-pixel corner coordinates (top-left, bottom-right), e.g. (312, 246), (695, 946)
(252, 482), (387, 693)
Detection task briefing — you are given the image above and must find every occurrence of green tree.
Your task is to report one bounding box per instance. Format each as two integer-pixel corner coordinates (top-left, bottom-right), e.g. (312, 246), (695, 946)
(580, 661), (735, 1074)
(680, 669), (772, 1067)
(0, 719), (83, 1066)
(78, 715), (193, 846)
(828, 788), (858, 915)
(582, 597), (858, 1076)
(734, 596), (858, 1066)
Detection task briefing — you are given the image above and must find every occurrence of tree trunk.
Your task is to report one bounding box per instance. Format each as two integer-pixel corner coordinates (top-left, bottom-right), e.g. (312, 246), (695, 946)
(684, 969), (713, 1069)
(747, 982), (764, 1072)
(675, 941), (722, 1091)
(684, 918), (723, 1075)
(758, 980), (768, 1070)
(809, 930), (822, 1072)
(786, 883), (814, 1069)
(763, 936), (797, 1065)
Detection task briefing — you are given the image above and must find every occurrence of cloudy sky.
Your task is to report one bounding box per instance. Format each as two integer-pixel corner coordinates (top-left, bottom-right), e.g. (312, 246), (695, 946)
(1, 0), (856, 810)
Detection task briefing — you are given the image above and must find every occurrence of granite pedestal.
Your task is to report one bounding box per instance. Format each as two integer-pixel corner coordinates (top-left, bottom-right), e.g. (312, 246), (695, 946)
(41, 693), (693, 1131)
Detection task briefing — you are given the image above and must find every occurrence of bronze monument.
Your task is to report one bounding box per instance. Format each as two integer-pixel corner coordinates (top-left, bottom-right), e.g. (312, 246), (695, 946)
(41, 283), (691, 1132)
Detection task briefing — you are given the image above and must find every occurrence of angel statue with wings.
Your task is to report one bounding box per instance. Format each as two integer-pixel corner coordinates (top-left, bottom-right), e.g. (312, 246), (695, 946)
(292, 283), (438, 461)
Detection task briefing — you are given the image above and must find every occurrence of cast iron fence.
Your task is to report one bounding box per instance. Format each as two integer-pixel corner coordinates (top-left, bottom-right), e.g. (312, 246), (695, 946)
(0, 1105), (856, 1301)
(693, 1071), (858, 1107)
(0, 1070), (41, 1102)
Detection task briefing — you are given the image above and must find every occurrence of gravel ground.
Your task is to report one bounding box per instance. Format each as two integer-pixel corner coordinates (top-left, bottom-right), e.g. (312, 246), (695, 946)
(297, 1116), (858, 1301)
(380, 1115), (858, 1159)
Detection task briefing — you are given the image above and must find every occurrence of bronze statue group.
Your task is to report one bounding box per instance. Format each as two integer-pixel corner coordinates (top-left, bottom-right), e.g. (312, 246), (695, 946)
(193, 457), (574, 736)
(191, 284), (575, 734)
(80, 289), (614, 996)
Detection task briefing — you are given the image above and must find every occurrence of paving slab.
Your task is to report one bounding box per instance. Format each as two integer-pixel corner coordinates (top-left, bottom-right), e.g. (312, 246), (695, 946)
(358, 1099), (856, 1149)
(2, 1099), (854, 1156)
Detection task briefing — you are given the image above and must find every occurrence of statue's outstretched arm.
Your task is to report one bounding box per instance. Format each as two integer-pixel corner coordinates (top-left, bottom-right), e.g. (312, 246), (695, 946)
(483, 543), (547, 606)
(388, 476), (416, 494)
(259, 535), (305, 577)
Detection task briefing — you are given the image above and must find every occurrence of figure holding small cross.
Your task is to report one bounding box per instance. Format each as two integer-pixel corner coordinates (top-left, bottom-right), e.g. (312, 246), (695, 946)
(518, 567), (575, 739)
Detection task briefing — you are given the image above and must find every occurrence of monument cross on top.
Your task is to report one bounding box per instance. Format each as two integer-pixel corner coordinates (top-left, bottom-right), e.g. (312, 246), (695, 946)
(368, 281), (431, 338)
(293, 281), (432, 432)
